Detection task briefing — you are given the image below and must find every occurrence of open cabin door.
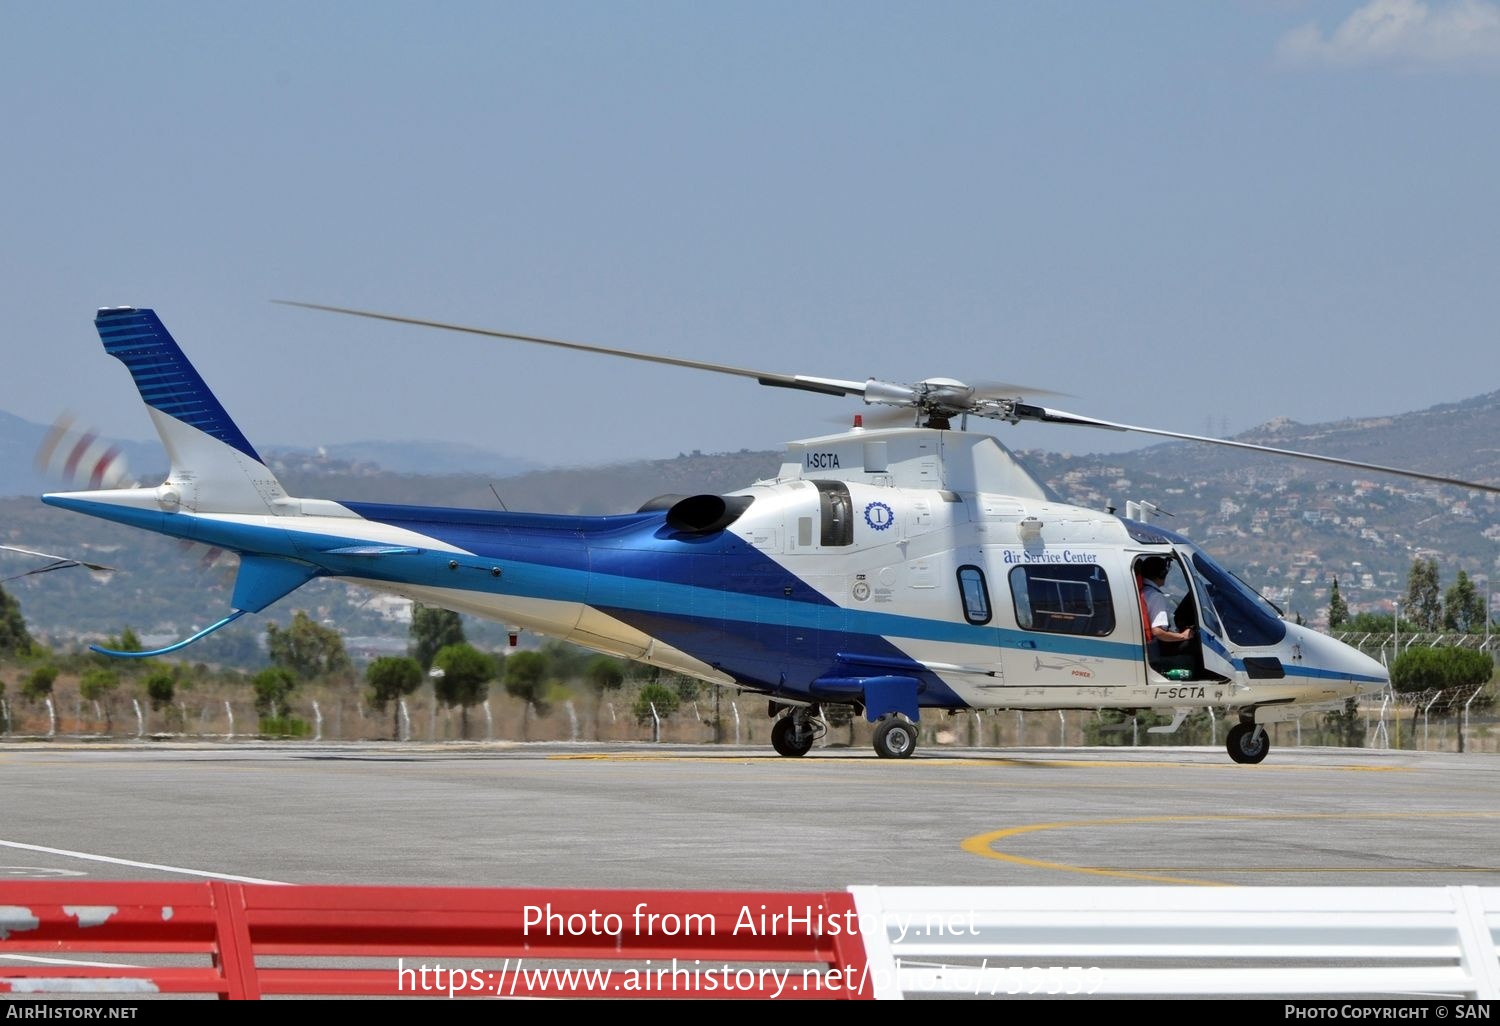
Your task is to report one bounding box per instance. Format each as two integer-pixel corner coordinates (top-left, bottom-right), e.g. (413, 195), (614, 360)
(1135, 550), (1238, 684)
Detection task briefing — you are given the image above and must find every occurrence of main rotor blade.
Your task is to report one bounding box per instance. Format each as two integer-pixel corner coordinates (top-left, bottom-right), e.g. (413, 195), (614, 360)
(969, 380), (1071, 402)
(275, 301), (869, 400)
(1012, 403), (1500, 495)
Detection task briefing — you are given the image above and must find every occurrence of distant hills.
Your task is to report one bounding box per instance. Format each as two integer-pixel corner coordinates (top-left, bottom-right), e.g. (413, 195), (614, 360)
(1, 389), (1496, 656)
(1148, 391), (1500, 493)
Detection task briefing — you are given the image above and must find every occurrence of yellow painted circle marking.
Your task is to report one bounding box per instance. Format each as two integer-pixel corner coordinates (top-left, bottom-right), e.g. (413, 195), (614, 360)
(962, 811), (1500, 885)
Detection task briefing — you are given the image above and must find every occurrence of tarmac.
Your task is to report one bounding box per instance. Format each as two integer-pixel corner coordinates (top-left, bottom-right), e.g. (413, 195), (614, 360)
(3, 741), (1497, 890)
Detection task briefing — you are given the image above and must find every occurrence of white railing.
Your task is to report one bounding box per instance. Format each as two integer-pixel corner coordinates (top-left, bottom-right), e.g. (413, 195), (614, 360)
(847, 885), (1500, 999)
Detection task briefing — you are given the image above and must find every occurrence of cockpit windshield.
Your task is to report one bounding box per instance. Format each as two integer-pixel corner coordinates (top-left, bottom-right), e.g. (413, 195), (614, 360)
(1188, 548), (1286, 648)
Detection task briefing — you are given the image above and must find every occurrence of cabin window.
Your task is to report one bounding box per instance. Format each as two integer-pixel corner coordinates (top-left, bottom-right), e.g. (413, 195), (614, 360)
(813, 480), (853, 547)
(1008, 564), (1115, 637)
(956, 565), (992, 625)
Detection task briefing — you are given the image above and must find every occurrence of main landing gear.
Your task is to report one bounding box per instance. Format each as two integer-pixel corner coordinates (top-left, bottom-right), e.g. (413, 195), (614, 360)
(1226, 721), (1269, 765)
(769, 705), (919, 759)
(872, 716), (918, 759)
(770, 707), (823, 757)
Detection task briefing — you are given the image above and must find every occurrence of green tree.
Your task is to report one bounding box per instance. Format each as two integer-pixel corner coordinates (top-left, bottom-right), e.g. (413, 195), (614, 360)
(79, 666), (120, 732)
(0, 583), (33, 656)
(1391, 648), (1494, 714)
(266, 611), (350, 680)
(670, 673), (701, 703)
(582, 656), (625, 738)
(366, 655), (424, 739)
(251, 666), (298, 719)
(433, 643), (497, 738)
(409, 604), (465, 671)
(503, 650), (553, 740)
(1343, 611), (1395, 633)
(143, 665), (186, 732)
(108, 627), (144, 654)
(22, 665), (57, 702)
(633, 682), (679, 726)
(1442, 571), (1486, 633)
(143, 665), (178, 711)
(539, 640), (590, 681)
(98, 628), (145, 680)
(1404, 557), (1442, 632)
(1327, 578), (1349, 629)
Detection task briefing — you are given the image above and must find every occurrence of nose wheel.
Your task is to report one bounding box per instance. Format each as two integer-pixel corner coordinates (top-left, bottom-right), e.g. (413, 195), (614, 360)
(1226, 722), (1269, 764)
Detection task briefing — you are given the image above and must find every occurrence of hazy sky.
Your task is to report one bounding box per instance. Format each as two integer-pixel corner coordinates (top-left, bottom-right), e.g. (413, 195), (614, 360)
(3, 1), (1498, 472)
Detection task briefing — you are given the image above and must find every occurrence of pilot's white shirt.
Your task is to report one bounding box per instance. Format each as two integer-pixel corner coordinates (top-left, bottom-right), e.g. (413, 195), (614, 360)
(1143, 580), (1172, 631)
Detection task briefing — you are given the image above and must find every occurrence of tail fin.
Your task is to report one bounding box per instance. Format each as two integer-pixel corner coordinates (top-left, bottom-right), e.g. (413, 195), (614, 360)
(94, 307), (290, 514)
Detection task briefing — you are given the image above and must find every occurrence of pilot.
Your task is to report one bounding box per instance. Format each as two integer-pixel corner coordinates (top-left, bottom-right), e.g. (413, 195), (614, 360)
(1138, 556), (1194, 650)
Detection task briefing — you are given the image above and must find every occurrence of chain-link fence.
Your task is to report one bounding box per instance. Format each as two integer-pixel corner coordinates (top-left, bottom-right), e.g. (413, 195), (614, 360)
(2, 674), (1494, 755)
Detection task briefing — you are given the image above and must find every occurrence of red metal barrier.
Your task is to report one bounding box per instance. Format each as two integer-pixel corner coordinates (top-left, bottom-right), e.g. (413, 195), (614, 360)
(0, 881), (872, 999)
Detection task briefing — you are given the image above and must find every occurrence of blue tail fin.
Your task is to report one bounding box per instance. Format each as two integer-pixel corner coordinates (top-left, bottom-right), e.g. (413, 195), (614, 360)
(95, 307), (263, 464)
(92, 307), (288, 514)
(47, 308), (317, 659)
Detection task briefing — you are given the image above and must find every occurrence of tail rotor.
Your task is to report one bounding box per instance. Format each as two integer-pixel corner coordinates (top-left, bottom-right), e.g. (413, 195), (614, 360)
(33, 411), (233, 580)
(35, 412), (135, 491)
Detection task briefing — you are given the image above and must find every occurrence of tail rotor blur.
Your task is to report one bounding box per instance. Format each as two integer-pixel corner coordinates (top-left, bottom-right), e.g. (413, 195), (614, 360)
(34, 411), (232, 580)
(35, 412), (136, 491)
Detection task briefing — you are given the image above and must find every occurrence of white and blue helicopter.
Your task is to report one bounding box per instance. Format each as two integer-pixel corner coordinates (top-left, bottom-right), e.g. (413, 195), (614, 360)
(42, 305), (1499, 763)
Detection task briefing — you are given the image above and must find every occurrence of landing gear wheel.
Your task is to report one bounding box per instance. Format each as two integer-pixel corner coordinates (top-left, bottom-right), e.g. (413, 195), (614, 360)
(771, 716), (813, 757)
(1226, 722), (1269, 765)
(873, 718), (918, 759)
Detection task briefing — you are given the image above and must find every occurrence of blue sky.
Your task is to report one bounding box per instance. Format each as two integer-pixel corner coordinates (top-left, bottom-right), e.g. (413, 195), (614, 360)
(3, 1), (1498, 471)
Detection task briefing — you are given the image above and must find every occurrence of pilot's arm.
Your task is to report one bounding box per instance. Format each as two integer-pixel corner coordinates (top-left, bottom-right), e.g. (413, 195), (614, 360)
(1155, 623), (1193, 644)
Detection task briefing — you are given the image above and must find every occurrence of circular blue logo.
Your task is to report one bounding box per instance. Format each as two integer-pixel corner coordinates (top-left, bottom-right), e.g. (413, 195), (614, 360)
(863, 501), (895, 531)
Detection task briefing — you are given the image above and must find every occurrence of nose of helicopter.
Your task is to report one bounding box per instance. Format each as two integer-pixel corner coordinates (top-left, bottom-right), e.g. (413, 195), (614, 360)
(1298, 626), (1389, 696)
(1348, 646), (1390, 698)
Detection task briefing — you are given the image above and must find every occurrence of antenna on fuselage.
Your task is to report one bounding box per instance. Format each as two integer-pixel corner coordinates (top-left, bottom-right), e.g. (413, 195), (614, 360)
(1126, 499), (1175, 522)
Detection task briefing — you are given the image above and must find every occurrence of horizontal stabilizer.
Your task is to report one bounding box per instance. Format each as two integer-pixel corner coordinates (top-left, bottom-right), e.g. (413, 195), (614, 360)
(232, 555), (320, 613)
(91, 555), (315, 660)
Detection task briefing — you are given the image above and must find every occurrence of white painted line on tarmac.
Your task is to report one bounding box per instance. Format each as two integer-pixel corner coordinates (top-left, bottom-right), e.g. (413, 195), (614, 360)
(0, 839), (287, 885)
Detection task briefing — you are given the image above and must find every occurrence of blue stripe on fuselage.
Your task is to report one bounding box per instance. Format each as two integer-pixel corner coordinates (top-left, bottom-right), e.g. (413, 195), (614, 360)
(339, 500), (839, 605)
(1199, 623), (1383, 685)
(340, 500), (1133, 653)
(46, 495), (1145, 705)
(342, 501), (1131, 704)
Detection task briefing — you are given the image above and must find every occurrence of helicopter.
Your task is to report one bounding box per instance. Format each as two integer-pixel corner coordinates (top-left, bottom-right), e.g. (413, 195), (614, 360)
(40, 305), (1500, 764)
